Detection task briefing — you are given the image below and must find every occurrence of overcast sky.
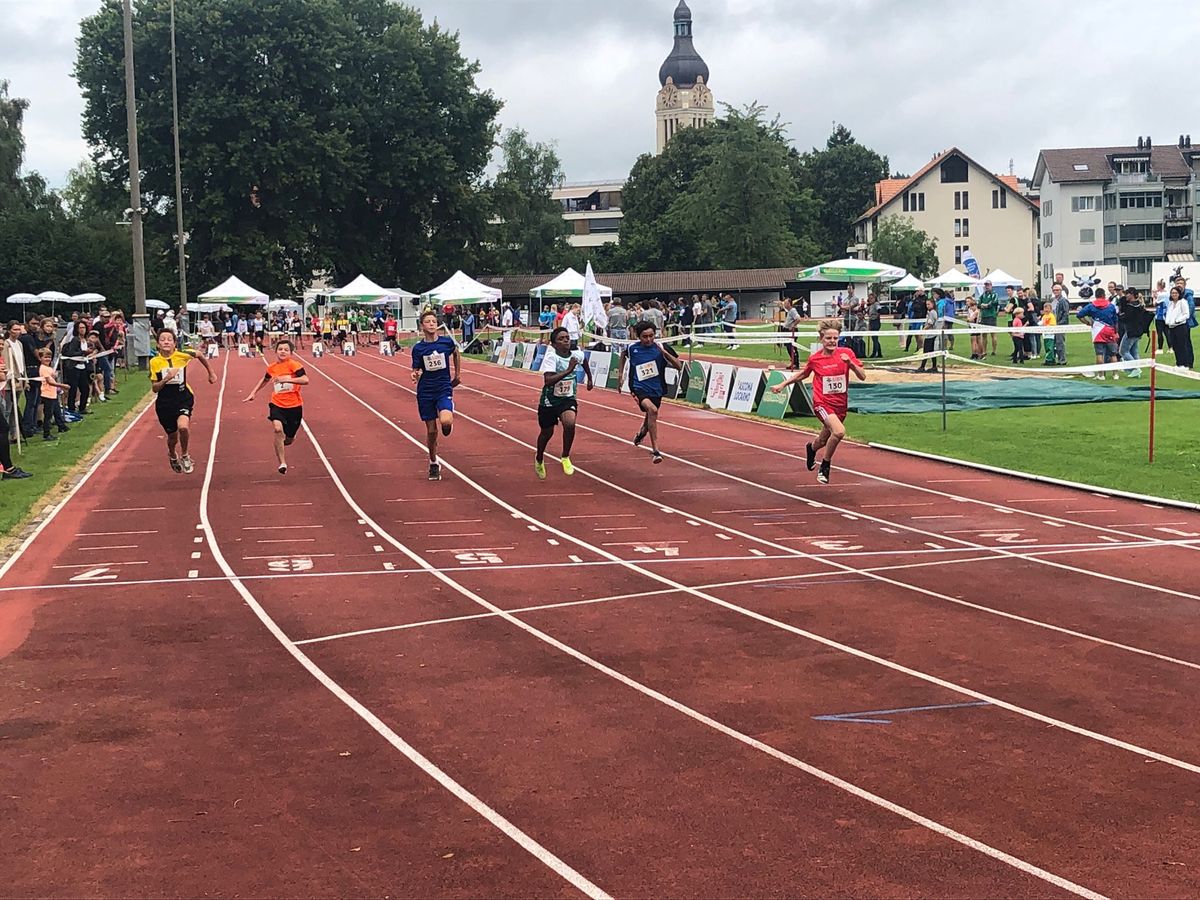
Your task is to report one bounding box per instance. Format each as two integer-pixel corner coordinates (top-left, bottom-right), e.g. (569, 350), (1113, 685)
(7, 0), (1200, 190)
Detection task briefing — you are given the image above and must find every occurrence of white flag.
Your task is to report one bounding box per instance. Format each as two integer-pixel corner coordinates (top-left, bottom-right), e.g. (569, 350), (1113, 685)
(581, 261), (608, 330)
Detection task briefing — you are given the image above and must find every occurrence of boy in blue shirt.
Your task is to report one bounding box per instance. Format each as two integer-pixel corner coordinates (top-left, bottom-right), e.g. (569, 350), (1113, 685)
(617, 321), (683, 464)
(410, 310), (461, 480)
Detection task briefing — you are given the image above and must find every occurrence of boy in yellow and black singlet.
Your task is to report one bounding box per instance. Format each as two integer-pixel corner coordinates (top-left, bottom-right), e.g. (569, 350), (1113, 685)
(150, 329), (217, 474)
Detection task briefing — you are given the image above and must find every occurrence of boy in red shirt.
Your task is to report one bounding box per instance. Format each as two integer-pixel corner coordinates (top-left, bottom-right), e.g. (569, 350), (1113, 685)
(771, 319), (866, 484)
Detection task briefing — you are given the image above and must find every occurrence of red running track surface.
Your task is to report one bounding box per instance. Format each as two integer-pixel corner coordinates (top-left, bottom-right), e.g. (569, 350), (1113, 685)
(2, 345), (1199, 898)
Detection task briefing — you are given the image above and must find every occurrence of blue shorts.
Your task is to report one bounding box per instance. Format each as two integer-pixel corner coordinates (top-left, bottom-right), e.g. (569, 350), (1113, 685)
(417, 390), (454, 422)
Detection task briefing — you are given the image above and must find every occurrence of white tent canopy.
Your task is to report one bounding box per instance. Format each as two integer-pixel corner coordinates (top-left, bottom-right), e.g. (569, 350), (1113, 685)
(530, 267), (613, 299)
(326, 274), (400, 304)
(981, 268), (1023, 288)
(889, 274), (925, 292)
(925, 268), (979, 289)
(199, 275), (268, 305)
(421, 270), (502, 305)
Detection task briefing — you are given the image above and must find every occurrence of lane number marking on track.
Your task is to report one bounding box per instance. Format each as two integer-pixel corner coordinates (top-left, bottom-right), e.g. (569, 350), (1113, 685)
(454, 552), (504, 565)
(267, 557), (314, 572)
(69, 567), (118, 582)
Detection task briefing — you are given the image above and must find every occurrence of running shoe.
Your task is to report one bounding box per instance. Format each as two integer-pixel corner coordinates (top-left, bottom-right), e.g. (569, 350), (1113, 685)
(534, 459), (547, 480)
(633, 426), (648, 447)
(441, 423), (452, 437)
(805, 442), (816, 471)
(180, 455), (195, 474)
(169, 455), (183, 473)
(42, 433), (57, 442)
(2, 467), (31, 480)
(283, 436), (294, 446)
(561, 457), (575, 476)
(652, 451), (664, 465)
(428, 462), (442, 481)
(278, 464), (287, 475)
(817, 460), (831, 484)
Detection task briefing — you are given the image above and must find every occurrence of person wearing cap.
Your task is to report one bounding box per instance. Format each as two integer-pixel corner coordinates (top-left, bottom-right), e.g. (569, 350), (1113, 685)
(93, 308), (120, 397)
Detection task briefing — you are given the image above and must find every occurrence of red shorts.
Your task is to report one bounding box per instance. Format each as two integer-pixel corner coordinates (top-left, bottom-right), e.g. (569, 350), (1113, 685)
(815, 404), (848, 424)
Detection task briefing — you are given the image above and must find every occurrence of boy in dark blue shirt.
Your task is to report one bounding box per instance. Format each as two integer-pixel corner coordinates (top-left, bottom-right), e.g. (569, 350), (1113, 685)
(617, 321), (683, 463)
(410, 311), (461, 480)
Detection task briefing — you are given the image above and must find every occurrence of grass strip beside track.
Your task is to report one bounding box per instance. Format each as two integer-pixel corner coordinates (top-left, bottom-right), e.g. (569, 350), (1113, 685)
(1, 376), (151, 537)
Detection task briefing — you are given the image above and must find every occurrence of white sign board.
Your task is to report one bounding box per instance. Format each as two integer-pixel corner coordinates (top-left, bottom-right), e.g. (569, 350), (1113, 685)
(726, 367), (764, 412)
(1152, 261), (1200, 294)
(523, 344), (538, 369)
(588, 351), (612, 387)
(705, 363), (737, 409)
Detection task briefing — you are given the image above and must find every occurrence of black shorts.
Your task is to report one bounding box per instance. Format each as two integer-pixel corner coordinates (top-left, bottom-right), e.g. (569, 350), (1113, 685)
(268, 403), (304, 439)
(632, 390), (663, 410)
(537, 399), (577, 429)
(156, 392), (194, 434)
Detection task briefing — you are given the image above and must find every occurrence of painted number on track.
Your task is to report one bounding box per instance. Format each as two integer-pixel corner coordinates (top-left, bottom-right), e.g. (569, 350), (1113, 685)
(268, 557), (314, 572)
(633, 544), (680, 557)
(808, 539), (864, 552)
(455, 552), (504, 565)
(977, 532), (1037, 545)
(70, 567), (118, 582)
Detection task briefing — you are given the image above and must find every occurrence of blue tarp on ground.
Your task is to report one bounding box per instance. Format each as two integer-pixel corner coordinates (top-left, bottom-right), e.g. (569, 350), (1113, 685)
(849, 378), (1200, 414)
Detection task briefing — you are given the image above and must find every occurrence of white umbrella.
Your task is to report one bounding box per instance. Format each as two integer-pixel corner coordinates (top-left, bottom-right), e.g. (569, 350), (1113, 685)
(797, 258), (906, 283)
(190, 302), (233, 313)
(267, 299), (301, 311)
(145, 299), (170, 310)
(70, 292), (107, 305)
(6, 293), (40, 305)
(925, 268), (979, 289)
(37, 290), (72, 303)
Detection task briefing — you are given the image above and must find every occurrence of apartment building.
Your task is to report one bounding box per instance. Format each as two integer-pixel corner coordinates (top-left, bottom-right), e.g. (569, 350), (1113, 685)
(849, 148), (1039, 286)
(551, 181), (624, 248)
(1032, 136), (1198, 290)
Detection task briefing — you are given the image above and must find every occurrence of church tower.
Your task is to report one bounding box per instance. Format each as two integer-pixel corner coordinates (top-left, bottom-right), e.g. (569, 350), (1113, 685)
(655, 0), (714, 154)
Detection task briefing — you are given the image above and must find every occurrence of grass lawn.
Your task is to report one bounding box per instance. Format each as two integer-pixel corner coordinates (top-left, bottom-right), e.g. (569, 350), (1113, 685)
(2, 372), (151, 538)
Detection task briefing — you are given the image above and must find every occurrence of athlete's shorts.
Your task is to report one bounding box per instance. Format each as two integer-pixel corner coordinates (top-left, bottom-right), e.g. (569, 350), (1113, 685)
(417, 390), (454, 422)
(632, 390), (663, 410)
(815, 405), (848, 425)
(155, 392), (194, 434)
(537, 399), (577, 429)
(268, 403), (304, 439)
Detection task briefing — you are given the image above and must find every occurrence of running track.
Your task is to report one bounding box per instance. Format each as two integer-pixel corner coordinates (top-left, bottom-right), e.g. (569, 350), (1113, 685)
(3, 344), (1200, 897)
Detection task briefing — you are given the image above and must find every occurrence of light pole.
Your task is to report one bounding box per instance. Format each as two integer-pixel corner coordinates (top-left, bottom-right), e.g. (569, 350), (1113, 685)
(169, 0), (188, 332)
(122, 0), (151, 368)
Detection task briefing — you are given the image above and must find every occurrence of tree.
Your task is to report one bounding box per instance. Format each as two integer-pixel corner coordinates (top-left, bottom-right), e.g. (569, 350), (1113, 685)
(0, 79), (30, 209)
(799, 124), (889, 260)
(74, 0), (502, 297)
(615, 103), (821, 272)
(867, 216), (939, 279)
(485, 128), (571, 274)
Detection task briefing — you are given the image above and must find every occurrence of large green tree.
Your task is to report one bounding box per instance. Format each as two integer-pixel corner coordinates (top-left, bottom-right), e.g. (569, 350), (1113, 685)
(799, 124), (890, 260)
(75, 0), (502, 298)
(484, 127), (570, 275)
(0, 79), (30, 209)
(867, 215), (939, 279)
(616, 103), (821, 272)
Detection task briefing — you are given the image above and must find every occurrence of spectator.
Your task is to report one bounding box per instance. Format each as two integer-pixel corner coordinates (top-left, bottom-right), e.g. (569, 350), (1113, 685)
(608, 301), (629, 342)
(977, 280), (999, 357)
(561, 303), (581, 349)
(1076, 287), (1120, 379)
(720, 293), (739, 350)
(19, 315), (49, 437)
(0, 348), (31, 478)
(916, 293), (940, 373)
(865, 292), (882, 358)
(61, 320), (94, 414)
(3, 321), (27, 442)
(1010, 307), (1028, 363)
(1039, 302), (1058, 364)
(780, 298), (802, 369)
(1153, 279), (1170, 353)
(965, 297), (983, 360)
(1118, 289), (1153, 378)
(1049, 282), (1071, 365)
(1164, 286), (1194, 369)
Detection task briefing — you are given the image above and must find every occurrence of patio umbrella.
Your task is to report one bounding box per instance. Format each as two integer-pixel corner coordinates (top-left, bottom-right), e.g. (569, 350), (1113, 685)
(145, 299), (170, 310)
(70, 292), (107, 305)
(797, 258), (906, 283)
(6, 293), (39, 305)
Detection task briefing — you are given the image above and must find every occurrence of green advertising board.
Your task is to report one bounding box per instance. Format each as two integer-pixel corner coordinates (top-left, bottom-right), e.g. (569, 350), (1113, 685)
(684, 361), (710, 403)
(756, 369), (814, 419)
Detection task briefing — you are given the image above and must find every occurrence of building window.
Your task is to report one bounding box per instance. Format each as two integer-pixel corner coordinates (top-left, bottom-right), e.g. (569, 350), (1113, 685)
(1043, 199), (1052, 217)
(1119, 223), (1163, 242)
(940, 156), (969, 183)
(1044, 262), (1054, 280)
(954, 218), (962, 238)
(1079, 228), (1096, 244)
(1072, 260), (1097, 267)
(588, 217), (621, 234)
(1071, 195), (1100, 212)
(1104, 193), (1117, 210)
(1124, 257), (1155, 275)
(954, 245), (963, 264)
(1043, 232), (1053, 248)
(991, 189), (1008, 209)
(905, 191), (925, 212)
(1118, 192), (1163, 209)
(1115, 158), (1149, 175)
(1104, 224), (1118, 243)
(902, 193), (909, 212)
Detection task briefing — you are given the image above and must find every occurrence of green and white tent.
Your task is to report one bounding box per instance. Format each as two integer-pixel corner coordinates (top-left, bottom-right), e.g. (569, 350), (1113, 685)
(530, 267), (613, 300)
(421, 270), (503, 305)
(797, 258), (906, 283)
(925, 268), (979, 290)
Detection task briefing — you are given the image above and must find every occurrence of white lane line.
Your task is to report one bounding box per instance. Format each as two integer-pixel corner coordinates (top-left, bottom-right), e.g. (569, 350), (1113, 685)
(880, 527), (899, 534)
(946, 528), (1025, 534)
(1157, 527), (1200, 538)
(749, 549), (766, 557)
(241, 502), (313, 508)
(568, 555), (583, 563)
(911, 515), (964, 520)
(242, 524), (325, 531)
(76, 530), (158, 537)
(402, 519), (484, 525)
(925, 542), (945, 550)
(383, 562), (396, 571)
(306, 360), (1108, 900)
(926, 479), (991, 483)
(715, 534), (732, 541)
(193, 537), (203, 544)
(373, 545), (385, 553)
(243, 553), (338, 561)
(256, 538), (316, 544)
(52, 561), (148, 569)
(863, 503), (933, 508)
(191, 552), (201, 560)
(526, 492), (593, 497)
(713, 508), (789, 514)
(92, 506), (166, 513)
(1065, 510), (1117, 514)
(428, 533), (486, 538)
(559, 513), (636, 520)
(77, 544), (139, 551)
(385, 497), (439, 503)
(661, 487), (730, 493)
(1004, 499), (1058, 503)
(187, 570), (198, 578)
(1042, 521), (1067, 528)
(547, 539), (559, 546)
(594, 527), (646, 532)
(197, 369), (610, 900)
(425, 547), (515, 554)
(365, 531), (376, 538)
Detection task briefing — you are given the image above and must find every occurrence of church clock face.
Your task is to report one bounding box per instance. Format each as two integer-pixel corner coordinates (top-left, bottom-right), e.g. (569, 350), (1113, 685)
(659, 83), (680, 109)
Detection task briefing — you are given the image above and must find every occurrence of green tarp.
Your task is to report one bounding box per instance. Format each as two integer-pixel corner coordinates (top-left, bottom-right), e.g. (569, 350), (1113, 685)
(848, 378), (1200, 415)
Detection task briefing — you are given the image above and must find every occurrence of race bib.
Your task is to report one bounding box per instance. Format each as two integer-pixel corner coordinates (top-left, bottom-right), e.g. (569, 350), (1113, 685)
(822, 374), (847, 394)
(272, 381), (294, 393)
(423, 352), (447, 372)
(553, 379), (574, 398)
(635, 361), (658, 381)
(164, 368), (185, 385)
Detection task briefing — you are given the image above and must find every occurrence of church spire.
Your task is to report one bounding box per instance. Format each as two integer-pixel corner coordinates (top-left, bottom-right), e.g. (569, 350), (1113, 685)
(658, 0), (709, 88)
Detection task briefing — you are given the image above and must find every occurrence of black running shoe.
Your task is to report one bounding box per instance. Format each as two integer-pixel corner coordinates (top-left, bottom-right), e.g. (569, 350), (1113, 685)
(428, 462), (442, 481)
(283, 436), (294, 446)
(441, 423), (452, 437)
(817, 460), (831, 485)
(2, 467), (31, 480)
(633, 427), (648, 448)
(805, 442), (816, 471)
(651, 451), (664, 465)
